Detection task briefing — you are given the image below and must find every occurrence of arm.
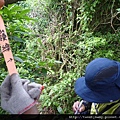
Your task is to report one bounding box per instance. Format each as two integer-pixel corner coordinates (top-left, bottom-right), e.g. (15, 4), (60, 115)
(21, 105), (39, 120)
(23, 105), (39, 114)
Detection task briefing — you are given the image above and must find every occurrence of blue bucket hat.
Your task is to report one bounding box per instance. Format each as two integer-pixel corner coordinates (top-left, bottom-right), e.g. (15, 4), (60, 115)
(75, 58), (120, 103)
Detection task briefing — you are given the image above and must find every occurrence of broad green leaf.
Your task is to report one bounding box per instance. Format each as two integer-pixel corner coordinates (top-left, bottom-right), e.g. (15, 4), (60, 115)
(12, 36), (24, 42)
(41, 68), (47, 76)
(57, 106), (64, 114)
(0, 11), (3, 15)
(55, 60), (62, 64)
(19, 9), (31, 16)
(8, 4), (21, 11)
(14, 56), (24, 63)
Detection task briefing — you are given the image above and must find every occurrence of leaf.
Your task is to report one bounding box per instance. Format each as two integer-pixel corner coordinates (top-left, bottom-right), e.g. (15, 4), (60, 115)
(41, 68), (47, 76)
(14, 31), (29, 35)
(12, 36), (24, 42)
(68, 0), (72, 2)
(57, 106), (64, 114)
(19, 9), (31, 16)
(116, 8), (120, 13)
(55, 60), (62, 64)
(8, 4), (21, 11)
(0, 11), (3, 15)
(21, 16), (35, 21)
(14, 56), (24, 63)
(116, 8), (120, 12)
(38, 61), (47, 66)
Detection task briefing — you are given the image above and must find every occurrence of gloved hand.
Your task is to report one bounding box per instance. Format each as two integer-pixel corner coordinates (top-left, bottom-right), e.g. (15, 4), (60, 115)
(21, 79), (44, 100)
(0, 73), (37, 114)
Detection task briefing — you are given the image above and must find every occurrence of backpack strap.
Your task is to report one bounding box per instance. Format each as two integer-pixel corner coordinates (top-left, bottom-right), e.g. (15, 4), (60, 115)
(113, 106), (120, 114)
(98, 100), (120, 115)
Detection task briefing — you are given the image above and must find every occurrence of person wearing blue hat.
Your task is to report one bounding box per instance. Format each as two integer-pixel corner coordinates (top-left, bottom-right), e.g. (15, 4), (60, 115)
(73, 58), (120, 114)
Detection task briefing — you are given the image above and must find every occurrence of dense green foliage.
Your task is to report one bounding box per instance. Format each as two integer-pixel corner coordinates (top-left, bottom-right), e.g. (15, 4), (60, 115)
(0, 0), (120, 114)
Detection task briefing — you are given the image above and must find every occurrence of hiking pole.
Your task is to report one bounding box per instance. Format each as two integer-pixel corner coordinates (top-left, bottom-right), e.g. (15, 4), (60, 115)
(75, 100), (84, 114)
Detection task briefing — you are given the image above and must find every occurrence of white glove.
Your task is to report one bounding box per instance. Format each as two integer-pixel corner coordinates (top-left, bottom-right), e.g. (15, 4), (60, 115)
(0, 74), (37, 114)
(21, 79), (44, 100)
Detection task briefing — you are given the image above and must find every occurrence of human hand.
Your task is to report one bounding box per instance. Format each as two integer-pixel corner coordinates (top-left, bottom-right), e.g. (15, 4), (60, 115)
(0, 73), (37, 114)
(72, 101), (85, 114)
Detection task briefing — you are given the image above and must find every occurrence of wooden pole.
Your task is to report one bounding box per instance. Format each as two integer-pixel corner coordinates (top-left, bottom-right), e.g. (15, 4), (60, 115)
(0, 15), (18, 75)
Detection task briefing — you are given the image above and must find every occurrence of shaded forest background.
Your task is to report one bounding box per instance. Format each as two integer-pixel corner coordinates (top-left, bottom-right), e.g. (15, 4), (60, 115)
(0, 0), (120, 114)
